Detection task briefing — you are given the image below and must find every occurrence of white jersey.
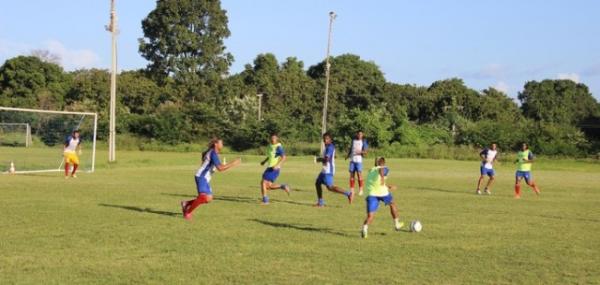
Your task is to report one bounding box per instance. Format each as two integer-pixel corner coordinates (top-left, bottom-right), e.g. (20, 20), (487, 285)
(481, 149), (497, 169)
(64, 137), (80, 153)
(350, 139), (365, 163)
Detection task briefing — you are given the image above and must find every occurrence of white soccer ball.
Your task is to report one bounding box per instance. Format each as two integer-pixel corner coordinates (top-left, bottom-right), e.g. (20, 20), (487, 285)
(410, 220), (422, 233)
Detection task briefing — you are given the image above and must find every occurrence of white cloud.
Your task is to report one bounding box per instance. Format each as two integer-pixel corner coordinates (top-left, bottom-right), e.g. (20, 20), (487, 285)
(0, 38), (100, 70)
(492, 81), (510, 93)
(556, 73), (580, 83)
(43, 40), (100, 70)
(466, 63), (508, 79)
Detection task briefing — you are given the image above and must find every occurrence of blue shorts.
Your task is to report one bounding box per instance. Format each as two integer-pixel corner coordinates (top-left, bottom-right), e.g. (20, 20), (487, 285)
(349, 162), (363, 173)
(480, 166), (495, 177)
(262, 167), (280, 182)
(195, 176), (213, 195)
(316, 173), (334, 188)
(516, 171), (532, 183)
(366, 194), (394, 213)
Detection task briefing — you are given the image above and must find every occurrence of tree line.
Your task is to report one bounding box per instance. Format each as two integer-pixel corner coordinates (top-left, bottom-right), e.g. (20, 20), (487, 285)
(1, 0), (599, 156)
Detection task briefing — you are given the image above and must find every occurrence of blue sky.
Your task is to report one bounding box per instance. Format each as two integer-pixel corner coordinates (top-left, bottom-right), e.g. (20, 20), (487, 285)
(1, 0), (599, 99)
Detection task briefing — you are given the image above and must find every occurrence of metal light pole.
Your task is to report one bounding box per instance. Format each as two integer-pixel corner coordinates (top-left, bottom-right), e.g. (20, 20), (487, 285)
(257, 93), (263, 121)
(321, 11), (336, 152)
(106, 0), (118, 162)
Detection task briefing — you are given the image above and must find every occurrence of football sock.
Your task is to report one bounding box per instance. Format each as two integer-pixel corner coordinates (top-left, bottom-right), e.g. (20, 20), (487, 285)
(187, 194), (210, 213)
(64, 163), (70, 176)
(515, 184), (521, 196)
(350, 178), (355, 189)
(358, 179), (364, 189)
(262, 196), (269, 203)
(71, 164), (78, 175)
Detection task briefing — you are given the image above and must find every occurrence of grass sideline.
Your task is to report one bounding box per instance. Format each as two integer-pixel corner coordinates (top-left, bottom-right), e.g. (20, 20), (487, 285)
(1, 149), (599, 284)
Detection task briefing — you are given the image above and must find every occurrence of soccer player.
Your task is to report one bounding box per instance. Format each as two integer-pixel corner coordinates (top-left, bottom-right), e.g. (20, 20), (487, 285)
(63, 130), (82, 179)
(361, 157), (403, 239)
(259, 133), (291, 204)
(476, 143), (498, 195)
(315, 132), (354, 207)
(347, 130), (368, 196)
(514, 143), (541, 199)
(180, 137), (241, 220)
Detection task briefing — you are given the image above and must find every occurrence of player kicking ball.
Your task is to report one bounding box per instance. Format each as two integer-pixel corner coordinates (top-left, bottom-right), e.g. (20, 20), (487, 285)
(346, 130), (368, 196)
(259, 133), (291, 204)
(361, 157), (403, 239)
(476, 143), (498, 195)
(315, 132), (354, 207)
(514, 143), (541, 199)
(63, 130), (82, 179)
(180, 137), (241, 220)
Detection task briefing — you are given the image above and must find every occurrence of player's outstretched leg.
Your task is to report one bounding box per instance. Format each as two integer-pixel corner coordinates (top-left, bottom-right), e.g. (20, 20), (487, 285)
(357, 172), (364, 196)
(362, 212), (375, 239)
(64, 162), (70, 179)
(527, 180), (541, 195)
(326, 185), (354, 204)
(514, 177), (522, 199)
(182, 194), (213, 220)
(389, 201), (403, 230)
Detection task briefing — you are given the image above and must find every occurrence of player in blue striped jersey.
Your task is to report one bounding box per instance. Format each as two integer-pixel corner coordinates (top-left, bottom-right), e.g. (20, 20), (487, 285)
(315, 132), (354, 207)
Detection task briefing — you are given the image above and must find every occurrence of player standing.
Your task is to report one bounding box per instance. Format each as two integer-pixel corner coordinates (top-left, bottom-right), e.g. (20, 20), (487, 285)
(63, 130), (82, 179)
(315, 132), (354, 207)
(347, 130), (368, 196)
(180, 137), (241, 220)
(361, 157), (403, 239)
(514, 143), (541, 199)
(476, 143), (498, 195)
(259, 133), (291, 204)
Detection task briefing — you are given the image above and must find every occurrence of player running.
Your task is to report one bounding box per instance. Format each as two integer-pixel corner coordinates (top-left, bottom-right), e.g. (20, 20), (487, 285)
(63, 130), (82, 179)
(315, 132), (354, 207)
(514, 143), (541, 199)
(180, 137), (241, 220)
(476, 143), (498, 195)
(347, 130), (368, 196)
(361, 157), (403, 239)
(259, 133), (291, 204)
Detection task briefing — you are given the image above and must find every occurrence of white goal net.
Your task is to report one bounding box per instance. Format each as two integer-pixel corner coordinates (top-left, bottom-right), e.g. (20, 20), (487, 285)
(0, 106), (97, 174)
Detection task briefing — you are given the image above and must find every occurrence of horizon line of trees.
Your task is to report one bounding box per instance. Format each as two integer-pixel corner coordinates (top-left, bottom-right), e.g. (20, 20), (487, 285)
(1, 0), (599, 156)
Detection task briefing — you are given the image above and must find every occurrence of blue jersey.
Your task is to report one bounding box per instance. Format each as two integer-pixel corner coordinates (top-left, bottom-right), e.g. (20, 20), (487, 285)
(195, 149), (222, 182)
(321, 143), (335, 175)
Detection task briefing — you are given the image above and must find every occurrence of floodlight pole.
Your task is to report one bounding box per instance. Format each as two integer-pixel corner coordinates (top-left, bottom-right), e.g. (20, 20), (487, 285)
(320, 11), (336, 153)
(106, 0), (118, 162)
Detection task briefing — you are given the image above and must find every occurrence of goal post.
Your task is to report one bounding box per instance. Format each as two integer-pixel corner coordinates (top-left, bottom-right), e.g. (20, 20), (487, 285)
(0, 106), (98, 174)
(0, 122), (32, 147)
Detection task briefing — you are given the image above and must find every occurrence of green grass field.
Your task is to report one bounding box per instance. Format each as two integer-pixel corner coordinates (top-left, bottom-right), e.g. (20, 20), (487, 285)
(1, 148), (599, 284)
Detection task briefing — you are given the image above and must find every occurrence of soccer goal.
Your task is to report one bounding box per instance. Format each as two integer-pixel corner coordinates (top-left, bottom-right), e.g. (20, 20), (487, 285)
(0, 106), (97, 174)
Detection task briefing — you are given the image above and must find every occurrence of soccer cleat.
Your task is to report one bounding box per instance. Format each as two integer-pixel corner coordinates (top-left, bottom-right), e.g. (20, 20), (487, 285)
(395, 222), (404, 231)
(180, 201), (188, 215)
(484, 189), (491, 195)
(282, 184), (291, 196)
(347, 191), (355, 204)
(476, 189), (482, 195)
(314, 200), (325, 207)
(361, 228), (368, 239)
(183, 212), (192, 220)
(358, 189), (364, 196)
(514, 194), (521, 199)
(71, 174), (77, 178)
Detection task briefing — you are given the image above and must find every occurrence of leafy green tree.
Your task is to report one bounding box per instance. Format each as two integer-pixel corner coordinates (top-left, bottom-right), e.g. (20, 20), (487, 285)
(479, 87), (522, 122)
(0, 56), (69, 109)
(519, 79), (598, 124)
(139, 0), (233, 101)
(118, 70), (162, 115)
(308, 54), (386, 127)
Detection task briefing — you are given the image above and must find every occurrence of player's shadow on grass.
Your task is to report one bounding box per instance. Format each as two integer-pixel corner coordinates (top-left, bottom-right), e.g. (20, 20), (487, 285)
(161, 193), (320, 207)
(250, 219), (354, 237)
(415, 186), (469, 195)
(99, 203), (180, 218)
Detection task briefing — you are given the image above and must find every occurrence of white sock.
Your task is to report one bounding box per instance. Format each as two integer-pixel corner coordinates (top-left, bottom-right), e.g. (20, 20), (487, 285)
(362, 224), (368, 231)
(394, 218), (400, 226)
